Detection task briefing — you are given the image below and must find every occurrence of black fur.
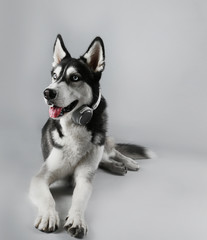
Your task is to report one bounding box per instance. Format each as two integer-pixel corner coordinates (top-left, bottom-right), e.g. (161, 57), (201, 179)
(54, 34), (71, 58)
(83, 37), (105, 60)
(80, 36), (105, 72)
(115, 143), (149, 159)
(50, 61), (107, 146)
(41, 95), (107, 160)
(51, 57), (96, 86)
(41, 35), (107, 161)
(41, 119), (63, 160)
(86, 97), (107, 146)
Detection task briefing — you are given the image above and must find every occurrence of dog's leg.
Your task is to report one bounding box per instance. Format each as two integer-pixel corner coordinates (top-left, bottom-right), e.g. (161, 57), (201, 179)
(113, 149), (139, 171)
(99, 155), (127, 175)
(64, 174), (91, 238)
(64, 146), (103, 238)
(29, 166), (59, 232)
(103, 136), (138, 172)
(101, 137), (138, 172)
(29, 149), (62, 232)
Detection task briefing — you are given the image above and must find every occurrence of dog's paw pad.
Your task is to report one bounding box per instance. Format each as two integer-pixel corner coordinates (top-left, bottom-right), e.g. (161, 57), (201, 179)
(64, 215), (87, 238)
(112, 162), (127, 175)
(69, 226), (85, 239)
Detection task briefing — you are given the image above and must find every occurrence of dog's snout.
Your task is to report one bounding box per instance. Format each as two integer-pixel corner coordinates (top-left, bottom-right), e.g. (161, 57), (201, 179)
(44, 89), (57, 100)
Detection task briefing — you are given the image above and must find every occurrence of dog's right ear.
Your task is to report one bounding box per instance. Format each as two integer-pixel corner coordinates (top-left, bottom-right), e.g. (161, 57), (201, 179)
(82, 37), (105, 72)
(53, 34), (70, 66)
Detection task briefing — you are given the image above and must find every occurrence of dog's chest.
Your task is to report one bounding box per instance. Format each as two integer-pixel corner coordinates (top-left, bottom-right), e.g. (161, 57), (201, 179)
(63, 127), (92, 160)
(52, 122), (93, 164)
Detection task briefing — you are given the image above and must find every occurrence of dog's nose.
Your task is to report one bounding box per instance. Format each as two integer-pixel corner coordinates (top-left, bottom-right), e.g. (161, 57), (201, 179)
(43, 89), (57, 100)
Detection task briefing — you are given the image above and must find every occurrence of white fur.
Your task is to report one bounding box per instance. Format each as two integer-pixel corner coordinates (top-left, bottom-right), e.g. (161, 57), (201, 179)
(53, 38), (66, 66)
(114, 149), (139, 171)
(30, 35), (150, 237)
(52, 65), (62, 80)
(30, 117), (103, 235)
(29, 163), (60, 232)
(47, 80), (93, 111)
(52, 130), (64, 146)
(84, 41), (104, 72)
(46, 148), (64, 173)
(64, 145), (103, 235)
(145, 148), (157, 159)
(66, 66), (77, 77)
(93, 133), (104, 145)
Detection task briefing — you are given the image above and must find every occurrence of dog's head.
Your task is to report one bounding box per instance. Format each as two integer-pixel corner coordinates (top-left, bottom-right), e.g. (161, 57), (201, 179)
(44, 35), (105, 119)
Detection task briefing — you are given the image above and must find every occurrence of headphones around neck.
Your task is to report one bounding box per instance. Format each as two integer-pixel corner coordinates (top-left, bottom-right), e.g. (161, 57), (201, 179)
(72, 89), (102, 126)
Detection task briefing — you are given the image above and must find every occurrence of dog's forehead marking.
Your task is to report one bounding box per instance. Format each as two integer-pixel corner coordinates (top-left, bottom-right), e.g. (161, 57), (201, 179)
(66, 66), (77, 77)
(53, 66), (62, 77)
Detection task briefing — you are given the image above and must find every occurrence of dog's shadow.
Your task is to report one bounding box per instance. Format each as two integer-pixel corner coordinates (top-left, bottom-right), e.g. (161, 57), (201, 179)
(50, 180), (74, 233)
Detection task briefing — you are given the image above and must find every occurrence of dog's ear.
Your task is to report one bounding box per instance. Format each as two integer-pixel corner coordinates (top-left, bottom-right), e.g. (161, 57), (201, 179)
(82, 37), (105, 72)
(53, 34), (70, 66)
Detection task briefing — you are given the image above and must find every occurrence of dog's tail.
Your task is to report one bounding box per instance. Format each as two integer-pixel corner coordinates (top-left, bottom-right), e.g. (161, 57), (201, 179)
(115, 143), (156, 160)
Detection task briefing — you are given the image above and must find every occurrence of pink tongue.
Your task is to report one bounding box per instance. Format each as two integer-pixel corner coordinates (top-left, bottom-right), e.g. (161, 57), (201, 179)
(49, 106), (62, 118)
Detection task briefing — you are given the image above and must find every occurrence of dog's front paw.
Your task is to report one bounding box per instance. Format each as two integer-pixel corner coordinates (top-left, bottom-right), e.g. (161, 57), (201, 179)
(34, 209), (60, 233)
(64, 213), (87, 238)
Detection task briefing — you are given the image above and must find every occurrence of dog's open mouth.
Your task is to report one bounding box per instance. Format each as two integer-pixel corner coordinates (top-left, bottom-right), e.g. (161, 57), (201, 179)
(49, 100), (78, 118)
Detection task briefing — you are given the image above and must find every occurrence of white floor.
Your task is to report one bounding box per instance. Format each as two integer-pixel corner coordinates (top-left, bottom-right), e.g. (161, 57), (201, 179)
(2, 145), (207, 240)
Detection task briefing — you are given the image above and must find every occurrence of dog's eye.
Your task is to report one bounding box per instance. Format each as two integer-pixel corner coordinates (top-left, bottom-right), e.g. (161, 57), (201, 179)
(53, 73), (57, 80)
(71, 75), (80, 82)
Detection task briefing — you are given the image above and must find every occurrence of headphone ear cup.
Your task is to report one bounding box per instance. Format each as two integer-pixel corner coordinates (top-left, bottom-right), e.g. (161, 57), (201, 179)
(72, 105), (93, 125)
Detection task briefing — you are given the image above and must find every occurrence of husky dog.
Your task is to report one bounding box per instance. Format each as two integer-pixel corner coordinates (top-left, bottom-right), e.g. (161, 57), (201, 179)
(29, 35), (152, 238)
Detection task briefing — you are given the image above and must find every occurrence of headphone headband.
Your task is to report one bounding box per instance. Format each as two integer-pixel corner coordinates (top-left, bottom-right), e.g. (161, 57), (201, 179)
(91, 88), (102, 110)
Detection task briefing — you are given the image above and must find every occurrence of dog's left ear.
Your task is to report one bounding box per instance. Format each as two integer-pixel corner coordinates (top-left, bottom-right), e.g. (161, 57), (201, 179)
(53, 34), (70, 66)
(82, 37), (105, 72)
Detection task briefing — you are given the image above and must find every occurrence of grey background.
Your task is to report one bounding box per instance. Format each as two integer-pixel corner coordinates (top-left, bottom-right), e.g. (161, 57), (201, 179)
(1, 0), (207, 240)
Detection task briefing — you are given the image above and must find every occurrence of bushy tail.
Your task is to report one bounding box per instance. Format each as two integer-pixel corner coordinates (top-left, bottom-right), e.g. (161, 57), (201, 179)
(115, 143), (155, 160)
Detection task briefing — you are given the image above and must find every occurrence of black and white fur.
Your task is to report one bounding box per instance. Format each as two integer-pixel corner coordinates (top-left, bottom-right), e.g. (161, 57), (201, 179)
(29, 35), (153, 238)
